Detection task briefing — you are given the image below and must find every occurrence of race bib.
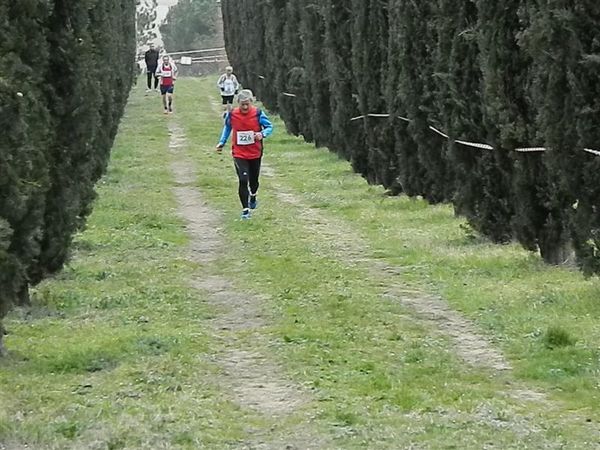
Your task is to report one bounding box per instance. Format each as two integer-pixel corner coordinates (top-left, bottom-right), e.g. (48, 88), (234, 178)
(237, 131), (255, 146)
(223, 79), (236, 95)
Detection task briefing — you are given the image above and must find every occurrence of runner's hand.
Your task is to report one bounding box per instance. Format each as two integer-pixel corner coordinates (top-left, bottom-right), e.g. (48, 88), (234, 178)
(255, 132), (263, 141)
(216, 144), (223, 153)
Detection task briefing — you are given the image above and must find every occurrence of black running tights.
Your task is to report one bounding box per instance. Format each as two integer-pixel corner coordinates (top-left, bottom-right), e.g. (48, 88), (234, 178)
(234, 157), (261, 209)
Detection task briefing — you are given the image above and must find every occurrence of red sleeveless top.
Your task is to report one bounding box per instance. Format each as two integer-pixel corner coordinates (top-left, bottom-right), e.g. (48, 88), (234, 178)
(230, 106), (263, 159)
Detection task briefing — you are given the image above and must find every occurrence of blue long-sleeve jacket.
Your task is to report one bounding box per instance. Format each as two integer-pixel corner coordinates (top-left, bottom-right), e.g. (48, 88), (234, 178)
(218, 109), (274, 147)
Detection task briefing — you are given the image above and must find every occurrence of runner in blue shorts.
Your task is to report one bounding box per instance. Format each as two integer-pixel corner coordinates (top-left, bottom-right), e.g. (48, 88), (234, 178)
(156, 55), (178, 114)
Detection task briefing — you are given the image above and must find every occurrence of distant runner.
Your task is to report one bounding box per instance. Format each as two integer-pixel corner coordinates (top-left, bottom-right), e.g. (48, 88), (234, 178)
(156, 55), (178, 114)
(217, 66), (240, 116)
(144, 43), (160, 92)
(216, 89), (274, 220)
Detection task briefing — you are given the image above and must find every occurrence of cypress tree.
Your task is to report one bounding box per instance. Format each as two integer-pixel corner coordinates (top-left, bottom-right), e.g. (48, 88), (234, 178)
(0, 0), (135, 353)
(477, 2), (553, 257)
(386, 0), (432, 198)
(570, 1), (600, 274)
(221, 0), (266, 103)
(395, 0), (451, 202)
(300, 0), (330, 148)
(255, 0), (284, 111)
(450, 1), (516, 243)
(0, 0), (52, 350)
(33, 0), (109, 281)
(220, 0), (239, 72)
(434, 0), (489, 215)
(348, 0), (373, 179)
(322, 0), (358, 161)
(277, 1), (304, 136)
(221, 1), (600, 274)
(349, 0), (398, 189)
(520, 2), (580, 264)
(239, 0), (274, 101)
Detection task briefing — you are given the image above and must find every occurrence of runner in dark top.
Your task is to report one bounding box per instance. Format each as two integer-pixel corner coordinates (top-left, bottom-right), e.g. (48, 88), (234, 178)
(144, 43), (160, 92)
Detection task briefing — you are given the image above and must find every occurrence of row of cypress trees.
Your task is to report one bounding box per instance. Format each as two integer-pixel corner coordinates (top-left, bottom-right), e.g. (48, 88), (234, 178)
(0, 0), (137, 353)
(221, 0), (600, 273)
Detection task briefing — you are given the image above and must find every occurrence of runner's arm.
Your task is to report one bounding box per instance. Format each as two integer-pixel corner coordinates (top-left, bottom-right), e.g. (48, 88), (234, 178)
(217, 114), (232, 147)
(258, 111), (274, 139)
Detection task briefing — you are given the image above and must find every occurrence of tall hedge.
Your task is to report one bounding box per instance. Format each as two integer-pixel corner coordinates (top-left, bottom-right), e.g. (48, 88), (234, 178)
(0, 0), (136, 353)
(322, 0), (358, 162)
(222, 1), (600, 273)
(569, 2), (600, 274)
(276, 1), (304, 136)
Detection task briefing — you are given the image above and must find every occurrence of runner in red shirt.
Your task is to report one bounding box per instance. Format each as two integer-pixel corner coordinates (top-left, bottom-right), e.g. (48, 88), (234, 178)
(216, 89), (274, 220)
(156, 55), (178, 114)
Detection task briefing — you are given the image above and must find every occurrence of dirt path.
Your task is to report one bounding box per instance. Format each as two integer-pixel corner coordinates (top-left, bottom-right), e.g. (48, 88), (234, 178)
(258, 168), (600, 435)
(166, 122), (326, 449)
(265, 170), (512, 374)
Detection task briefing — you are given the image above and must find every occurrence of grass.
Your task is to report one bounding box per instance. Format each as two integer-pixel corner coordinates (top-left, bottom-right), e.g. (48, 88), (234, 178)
(0, 85), (259, 449)
(1, 76), (600, 449)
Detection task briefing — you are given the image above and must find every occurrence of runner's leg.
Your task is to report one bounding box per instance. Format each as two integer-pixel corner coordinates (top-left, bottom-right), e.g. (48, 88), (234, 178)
(221, 96), (228, 117)
(234, 158), (251, 210)
(248, 157), (261, 209)
(162, 90), (168, 112)
(248, 157), (261, 198)
(167, 90), (173, 112)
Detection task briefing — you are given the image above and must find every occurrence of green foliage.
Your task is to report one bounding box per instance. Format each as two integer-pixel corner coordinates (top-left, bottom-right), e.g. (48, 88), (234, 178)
(0, 0), (136, 350)
(160, 0), (219, 52)
(221, 1), (600, 274)
(395, 0), (451, 202)
(351, 0), (396, 188)
(277, 1), (306, 136)
(543, 326), (576, 349)
(136, 0), (158, 47)
(300, 1), (330, 148)
(322, 0), (357, 162)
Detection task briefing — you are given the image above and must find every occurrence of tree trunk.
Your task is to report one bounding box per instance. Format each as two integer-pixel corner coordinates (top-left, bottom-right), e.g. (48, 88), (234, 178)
(540, 240), (575, 266)
(0, 322), (6, 357)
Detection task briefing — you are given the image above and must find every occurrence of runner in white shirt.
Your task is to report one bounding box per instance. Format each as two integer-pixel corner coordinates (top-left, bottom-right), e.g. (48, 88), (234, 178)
(217, 66), (240, 116)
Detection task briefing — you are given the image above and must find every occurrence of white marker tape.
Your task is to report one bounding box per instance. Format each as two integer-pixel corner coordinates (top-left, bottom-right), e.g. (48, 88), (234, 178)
(429, 126), (448, 138)
(515, 147), (546, 153)
(455, 140), (494, 150)
(583, 148), (600, 157)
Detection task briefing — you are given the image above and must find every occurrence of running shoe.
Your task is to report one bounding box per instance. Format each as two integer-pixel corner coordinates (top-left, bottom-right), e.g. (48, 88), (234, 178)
(241, 209), (251, 220)
(249, 197), (258, 210)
